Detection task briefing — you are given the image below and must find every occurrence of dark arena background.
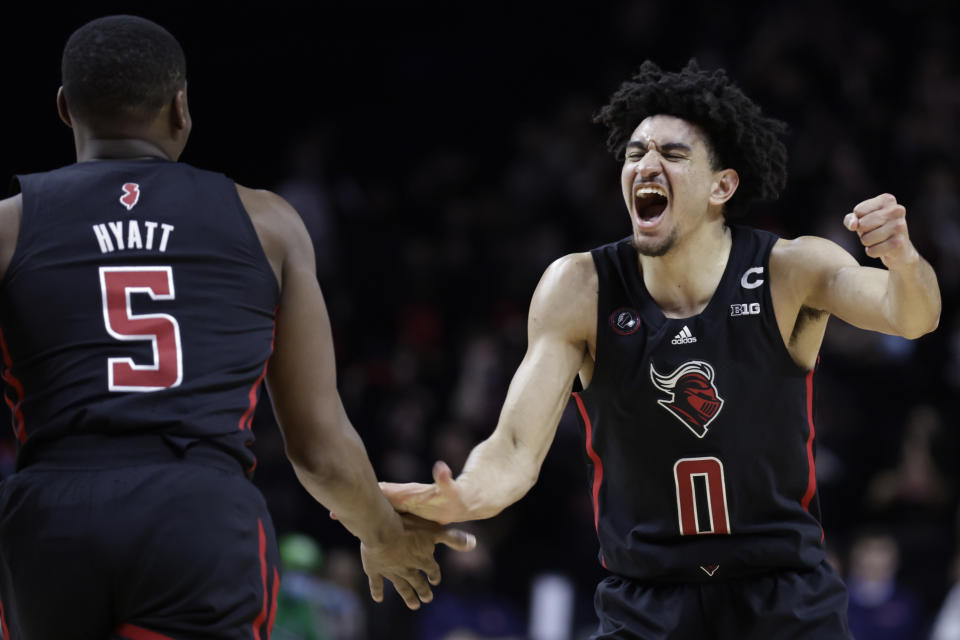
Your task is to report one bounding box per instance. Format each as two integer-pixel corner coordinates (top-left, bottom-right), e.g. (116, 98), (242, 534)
(2, 1), (959, 638)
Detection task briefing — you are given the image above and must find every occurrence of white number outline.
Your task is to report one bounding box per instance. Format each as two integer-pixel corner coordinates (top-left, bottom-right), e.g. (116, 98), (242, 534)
(673, 456), (731, 535)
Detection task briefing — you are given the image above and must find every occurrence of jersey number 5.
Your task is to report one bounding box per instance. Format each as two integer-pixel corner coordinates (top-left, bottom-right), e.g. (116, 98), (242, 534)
(673, 457), (731, 535)
(98, 266), (183, 392)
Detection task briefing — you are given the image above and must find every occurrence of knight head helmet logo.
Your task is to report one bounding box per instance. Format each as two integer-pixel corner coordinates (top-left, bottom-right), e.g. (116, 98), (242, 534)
(650, 360), (724, 438)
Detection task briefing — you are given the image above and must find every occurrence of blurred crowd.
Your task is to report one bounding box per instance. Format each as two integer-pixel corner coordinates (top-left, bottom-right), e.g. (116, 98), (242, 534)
(3, 1), (960, 639)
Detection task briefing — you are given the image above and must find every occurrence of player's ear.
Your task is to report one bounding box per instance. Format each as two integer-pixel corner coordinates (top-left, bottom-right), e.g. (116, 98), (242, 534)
(709, 168), (739, 206)
(171, 86), (190, 132)
(56, 86), (73, 129)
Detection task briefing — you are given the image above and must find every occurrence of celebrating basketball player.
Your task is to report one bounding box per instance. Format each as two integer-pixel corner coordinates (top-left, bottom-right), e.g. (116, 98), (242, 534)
(380, 61), (941, 638)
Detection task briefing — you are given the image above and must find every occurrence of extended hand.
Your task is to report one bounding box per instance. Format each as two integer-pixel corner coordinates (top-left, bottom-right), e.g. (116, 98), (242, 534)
(844, 193), (919, 270)
(379, 460), (469, 525)
(361, 511), (476, 610)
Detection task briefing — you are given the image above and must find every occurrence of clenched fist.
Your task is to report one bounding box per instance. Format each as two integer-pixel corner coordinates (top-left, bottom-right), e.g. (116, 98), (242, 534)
(844, 193), (919, 270)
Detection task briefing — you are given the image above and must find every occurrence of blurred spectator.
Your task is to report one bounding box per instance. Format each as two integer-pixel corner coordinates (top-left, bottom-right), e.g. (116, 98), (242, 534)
(931, 555), (960, 640)
(272, 533), (365, 640)
(846, 529), (925, 640)
(415, 524), (526, 640)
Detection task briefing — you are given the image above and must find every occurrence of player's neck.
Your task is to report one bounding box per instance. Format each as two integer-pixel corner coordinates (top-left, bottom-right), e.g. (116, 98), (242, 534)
(77, 138), (174, 163)
(639, 221), (731, 318)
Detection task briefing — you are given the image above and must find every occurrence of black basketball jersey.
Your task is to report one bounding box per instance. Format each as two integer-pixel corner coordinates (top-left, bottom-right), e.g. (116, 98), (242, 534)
(0, 159), (279, 473)
(573, 225), (825, 583)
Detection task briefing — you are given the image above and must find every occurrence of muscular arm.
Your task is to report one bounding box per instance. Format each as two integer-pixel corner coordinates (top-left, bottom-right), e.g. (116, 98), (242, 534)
(771, 194), (940, 364)
(237, 185), (403, 546)
(0, 195), (22, 281)
(382, 253), (596, 524)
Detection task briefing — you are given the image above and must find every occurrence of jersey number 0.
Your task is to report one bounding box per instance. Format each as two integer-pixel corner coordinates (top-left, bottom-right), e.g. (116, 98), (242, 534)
(98, 266), (183, 392)
(673, 457), (731, 535)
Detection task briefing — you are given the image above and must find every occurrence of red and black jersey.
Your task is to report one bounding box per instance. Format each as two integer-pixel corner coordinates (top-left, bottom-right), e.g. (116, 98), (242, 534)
(573, 225), (825, 582)
(0, 159), (279, 473)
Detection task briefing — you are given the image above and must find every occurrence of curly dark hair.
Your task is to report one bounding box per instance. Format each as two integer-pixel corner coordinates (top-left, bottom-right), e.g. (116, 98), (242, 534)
(593, 59), (788, 219)
(61, 15), (186, 124)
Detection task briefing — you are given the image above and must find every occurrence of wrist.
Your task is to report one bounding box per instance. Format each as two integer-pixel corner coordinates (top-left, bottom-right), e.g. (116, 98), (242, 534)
(882, 245), (920, 271)
(361, 510), (404, 549)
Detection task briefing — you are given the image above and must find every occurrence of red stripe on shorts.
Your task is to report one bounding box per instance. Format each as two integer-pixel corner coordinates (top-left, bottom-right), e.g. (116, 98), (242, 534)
(266, 567), (280, 639)
(114, 623), (177, 640)
(1, 595), (12, 640)
(252, 518), (268, 640)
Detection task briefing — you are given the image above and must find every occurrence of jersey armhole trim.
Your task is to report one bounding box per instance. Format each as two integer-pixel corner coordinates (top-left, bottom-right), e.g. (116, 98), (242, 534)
(762, 236), (813, 375)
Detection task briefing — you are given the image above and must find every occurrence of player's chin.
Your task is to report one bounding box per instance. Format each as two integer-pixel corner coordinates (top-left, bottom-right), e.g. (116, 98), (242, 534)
(632, 229), (676, 258)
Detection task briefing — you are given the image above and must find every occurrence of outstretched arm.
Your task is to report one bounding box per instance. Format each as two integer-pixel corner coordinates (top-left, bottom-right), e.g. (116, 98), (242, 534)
(774, 193), (940, 341)
(239, 186), (474, 609)
(381, 253), (596, 524)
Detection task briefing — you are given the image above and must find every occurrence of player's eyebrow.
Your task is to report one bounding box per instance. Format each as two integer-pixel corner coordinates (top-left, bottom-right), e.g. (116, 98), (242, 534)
(625, 140), (692, 153)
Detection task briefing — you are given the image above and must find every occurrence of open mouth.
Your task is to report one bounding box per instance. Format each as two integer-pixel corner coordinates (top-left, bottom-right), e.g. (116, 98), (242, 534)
(634, 185), (668, 226)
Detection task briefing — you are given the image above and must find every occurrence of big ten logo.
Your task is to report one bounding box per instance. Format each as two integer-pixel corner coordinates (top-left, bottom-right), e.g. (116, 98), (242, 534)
(729, 303), (760, 317)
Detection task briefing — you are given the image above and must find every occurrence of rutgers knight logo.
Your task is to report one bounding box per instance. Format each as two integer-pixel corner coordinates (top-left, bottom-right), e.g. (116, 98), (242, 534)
(650, 360), (724, 438)
(120, 183), (141, 210)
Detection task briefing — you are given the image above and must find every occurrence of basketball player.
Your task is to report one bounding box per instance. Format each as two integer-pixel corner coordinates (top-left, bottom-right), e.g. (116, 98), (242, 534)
(0, 15), (473, 640)
(379, 61), (942, 638)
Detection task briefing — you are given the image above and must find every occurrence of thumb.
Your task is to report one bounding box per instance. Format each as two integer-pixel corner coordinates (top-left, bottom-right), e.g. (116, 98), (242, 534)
(437, 527), (477, 551)
(843, 212), (859, 231)
(433, 460), (455, 486)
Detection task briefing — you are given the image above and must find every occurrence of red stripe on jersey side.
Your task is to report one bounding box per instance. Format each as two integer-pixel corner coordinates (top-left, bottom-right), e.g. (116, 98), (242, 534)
(573, 392), (603, 533)
(0, 326), (26, 444)
(1, 595), (11, 640)
(114, 623), (177, 640)
(801, 369), (817, 512)
(252, 518), (269, 640)
(266, 566), (280, 639)
(239, 316), (277, 432)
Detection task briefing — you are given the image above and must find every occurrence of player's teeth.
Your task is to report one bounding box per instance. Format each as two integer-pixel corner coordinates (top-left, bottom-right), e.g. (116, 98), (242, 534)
(635, 187), (665, 197)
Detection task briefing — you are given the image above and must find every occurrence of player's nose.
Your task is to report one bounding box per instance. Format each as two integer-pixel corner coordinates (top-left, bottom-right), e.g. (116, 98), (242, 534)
(636, 152), (663, 180)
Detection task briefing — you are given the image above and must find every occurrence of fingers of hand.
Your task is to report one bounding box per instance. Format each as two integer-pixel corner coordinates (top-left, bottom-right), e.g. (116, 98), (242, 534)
(859, 218), (908, 254)
(864, 235), (908, 259)
(368, 574), (384, 603)
(438, 528), (477, 551)
(425, 557), (442, 586)
(843, 213), (858, 231)
(379, 482), (432, 510)
(853, 193), (897, 216)
(408, 570), (435, 602)
(389, 574), (430, 609)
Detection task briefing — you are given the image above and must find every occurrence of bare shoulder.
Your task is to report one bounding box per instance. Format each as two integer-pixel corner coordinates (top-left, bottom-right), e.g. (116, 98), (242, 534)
(0, 194), (23, 281)
(771, 235), (858, 272)
(770, 235), (859, 293)
(235, 184), (305, 238)
(529, 252), (597, 338)
(234, 184), (313, 286)
(537, 252), (597, 303)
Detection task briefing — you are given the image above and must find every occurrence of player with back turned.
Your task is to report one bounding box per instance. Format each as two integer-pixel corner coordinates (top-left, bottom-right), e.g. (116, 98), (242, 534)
(380, 61), (942, 638)
(0, 15), (473, 640)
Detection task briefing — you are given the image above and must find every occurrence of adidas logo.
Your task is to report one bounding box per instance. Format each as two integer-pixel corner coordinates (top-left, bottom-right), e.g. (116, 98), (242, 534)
(671, 325), (697, 345)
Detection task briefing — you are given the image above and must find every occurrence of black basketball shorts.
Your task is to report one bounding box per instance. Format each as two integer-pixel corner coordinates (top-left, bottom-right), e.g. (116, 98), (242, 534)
(592, 560), (852, 639)
(0, 436), (281, 640)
